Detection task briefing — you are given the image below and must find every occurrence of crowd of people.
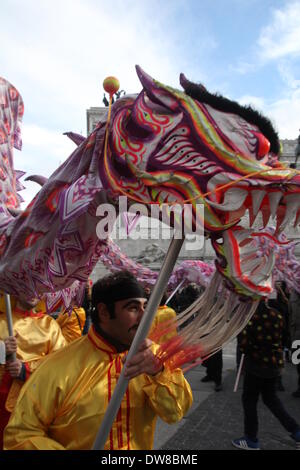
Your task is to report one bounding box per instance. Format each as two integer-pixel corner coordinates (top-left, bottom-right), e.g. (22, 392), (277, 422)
(0, 273), (299, 450)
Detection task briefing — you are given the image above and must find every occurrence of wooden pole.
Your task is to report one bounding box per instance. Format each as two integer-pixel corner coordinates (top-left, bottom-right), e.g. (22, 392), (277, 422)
(4, 293), (16, 361)
(233, 353), (245, 392)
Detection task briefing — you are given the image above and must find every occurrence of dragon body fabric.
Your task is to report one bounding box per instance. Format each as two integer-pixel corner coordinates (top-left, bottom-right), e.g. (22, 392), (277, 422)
(1, 67), (300, 363)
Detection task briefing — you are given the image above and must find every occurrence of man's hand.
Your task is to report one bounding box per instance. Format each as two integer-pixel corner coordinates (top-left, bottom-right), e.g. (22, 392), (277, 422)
(6, 359), (23, 378)
(4, 336), (17, 356)
(123, 339), (163, 380)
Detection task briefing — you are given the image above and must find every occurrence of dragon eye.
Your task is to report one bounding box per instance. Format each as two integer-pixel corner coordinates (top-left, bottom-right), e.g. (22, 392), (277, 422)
(255, 132), (270, 160)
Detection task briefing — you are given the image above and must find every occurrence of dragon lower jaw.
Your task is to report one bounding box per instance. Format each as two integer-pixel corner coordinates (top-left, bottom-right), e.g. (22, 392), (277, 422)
(215, 227), (275, 298)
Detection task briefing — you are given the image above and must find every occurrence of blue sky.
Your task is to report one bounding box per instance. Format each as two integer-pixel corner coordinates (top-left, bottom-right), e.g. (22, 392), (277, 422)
(1, 0), (300, 205)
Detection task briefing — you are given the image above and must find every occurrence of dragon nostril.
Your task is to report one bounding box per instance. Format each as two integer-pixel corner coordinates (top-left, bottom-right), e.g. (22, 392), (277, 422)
(256, 132), (270, 159)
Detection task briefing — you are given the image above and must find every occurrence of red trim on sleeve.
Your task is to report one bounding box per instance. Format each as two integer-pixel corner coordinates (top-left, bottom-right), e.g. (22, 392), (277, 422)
(126, 387), (130, 450)
(23, 362), (31, 381)
(107, 361), (114, 450)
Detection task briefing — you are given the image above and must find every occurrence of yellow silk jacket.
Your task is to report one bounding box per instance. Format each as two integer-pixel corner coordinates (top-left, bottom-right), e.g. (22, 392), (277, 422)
(0, 300), (67, 412)
(56, 307), (86, 343)
(150, 305), (178, 344)
(4, 326), (193, 450)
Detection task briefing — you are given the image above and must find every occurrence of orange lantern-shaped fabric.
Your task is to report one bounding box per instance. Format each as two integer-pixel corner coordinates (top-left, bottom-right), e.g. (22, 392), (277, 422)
(103, 76), (120, 97)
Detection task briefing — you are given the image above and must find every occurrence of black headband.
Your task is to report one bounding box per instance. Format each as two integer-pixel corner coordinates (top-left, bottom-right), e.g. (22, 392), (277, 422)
(94, 280), (146, 306)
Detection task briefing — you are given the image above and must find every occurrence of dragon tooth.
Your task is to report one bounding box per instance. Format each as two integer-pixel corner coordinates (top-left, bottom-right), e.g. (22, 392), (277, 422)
(268, 192), (283, 218)
(251, 190), (266, 217)
(279, 194), (300, 232)
(206, 188), (247, 211)
(294, 208), (300, 227)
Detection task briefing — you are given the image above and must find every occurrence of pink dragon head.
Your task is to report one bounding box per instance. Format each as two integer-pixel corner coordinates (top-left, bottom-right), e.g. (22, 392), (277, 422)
(100, 66), (300, 300)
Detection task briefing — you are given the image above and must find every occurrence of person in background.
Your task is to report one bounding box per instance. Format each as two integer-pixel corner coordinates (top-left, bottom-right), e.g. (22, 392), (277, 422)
(201, 350), (223, 392)
(289, 288), (300, 398)
(0, 294), (67, 448)
(232, 298), (300, 450)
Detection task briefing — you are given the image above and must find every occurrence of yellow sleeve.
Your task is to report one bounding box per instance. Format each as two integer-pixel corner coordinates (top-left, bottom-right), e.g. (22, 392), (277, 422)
(56, 308), (85, 343)
(26, 318), (67, 374)
(149, 306), (178, 344)
(4, 361), (65, 450)
(142, 364), (193, 424)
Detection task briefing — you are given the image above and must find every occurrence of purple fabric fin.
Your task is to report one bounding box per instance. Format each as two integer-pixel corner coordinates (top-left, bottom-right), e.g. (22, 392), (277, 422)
(63, 131), (85, 146)
(25, 174), (48, 187)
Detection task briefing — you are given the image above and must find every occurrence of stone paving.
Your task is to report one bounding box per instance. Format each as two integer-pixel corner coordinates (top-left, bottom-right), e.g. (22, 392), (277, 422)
(154, 341), (300, 451)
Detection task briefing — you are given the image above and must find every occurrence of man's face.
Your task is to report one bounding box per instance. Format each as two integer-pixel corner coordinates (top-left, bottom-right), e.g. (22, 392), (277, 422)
(100, 297), (147, 347)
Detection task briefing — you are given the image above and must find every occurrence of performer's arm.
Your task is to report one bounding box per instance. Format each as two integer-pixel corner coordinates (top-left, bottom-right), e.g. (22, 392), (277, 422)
(22, 320), (67, 376)
(124, 339), (193, 424)
(142, 365), (193, 424)
(4, 336), (17, 358)
(4, 369), (65, 450)
(4, 337), (30, 381)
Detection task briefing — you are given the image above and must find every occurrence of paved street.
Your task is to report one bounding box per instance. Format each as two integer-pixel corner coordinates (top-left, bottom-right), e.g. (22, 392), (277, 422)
(154, 341), (300, 450)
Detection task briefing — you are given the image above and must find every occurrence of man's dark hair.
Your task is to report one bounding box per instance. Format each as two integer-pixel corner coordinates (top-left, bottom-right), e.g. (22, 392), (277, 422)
(91, 271), (145, 327)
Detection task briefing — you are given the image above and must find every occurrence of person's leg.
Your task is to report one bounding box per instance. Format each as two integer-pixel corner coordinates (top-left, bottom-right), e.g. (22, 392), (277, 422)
(261, 377), (300, 434)
(232, 372), (261, 449)
(215, 350), (223, 385)
(291, 357), (300, 396)
(206, 351), (223, 387)
(201, 357), (213, 382)
(276, 374), (285, 391)
(242, 372), (260, 441)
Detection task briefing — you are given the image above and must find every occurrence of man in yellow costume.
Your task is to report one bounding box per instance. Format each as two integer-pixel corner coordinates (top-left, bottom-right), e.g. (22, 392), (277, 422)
(4, 271), (193, 450)
(0, 294), (67, 448)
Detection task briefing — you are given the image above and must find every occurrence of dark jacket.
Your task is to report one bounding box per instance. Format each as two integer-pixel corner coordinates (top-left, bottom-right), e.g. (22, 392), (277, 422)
(289, 289), (300, 344)
(239, 301), (284, 378)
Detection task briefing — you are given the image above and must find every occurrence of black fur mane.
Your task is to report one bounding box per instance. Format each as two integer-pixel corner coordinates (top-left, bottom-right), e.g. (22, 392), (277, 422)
(180, 76), (280, 155)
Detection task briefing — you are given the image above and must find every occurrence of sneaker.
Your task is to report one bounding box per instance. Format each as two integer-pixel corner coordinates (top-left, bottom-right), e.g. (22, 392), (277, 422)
(291, 430), (300, 450)
(215, 383), (223, 392)
(232, 437), (260, 450)
(292, 388), (300, 398)
(201, 375), (213, 383)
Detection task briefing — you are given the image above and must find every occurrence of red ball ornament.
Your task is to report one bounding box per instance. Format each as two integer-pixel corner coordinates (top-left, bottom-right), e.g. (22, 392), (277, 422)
(103, 76), (120, 97)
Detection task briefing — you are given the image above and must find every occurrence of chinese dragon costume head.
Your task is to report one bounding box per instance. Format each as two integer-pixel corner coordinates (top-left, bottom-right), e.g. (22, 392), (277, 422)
(1, 67), (299, 365)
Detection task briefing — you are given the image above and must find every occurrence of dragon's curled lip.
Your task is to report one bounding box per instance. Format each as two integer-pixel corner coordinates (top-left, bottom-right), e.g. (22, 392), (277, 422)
(218, 227), (275, 298)
(205, 179), (300, 235)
